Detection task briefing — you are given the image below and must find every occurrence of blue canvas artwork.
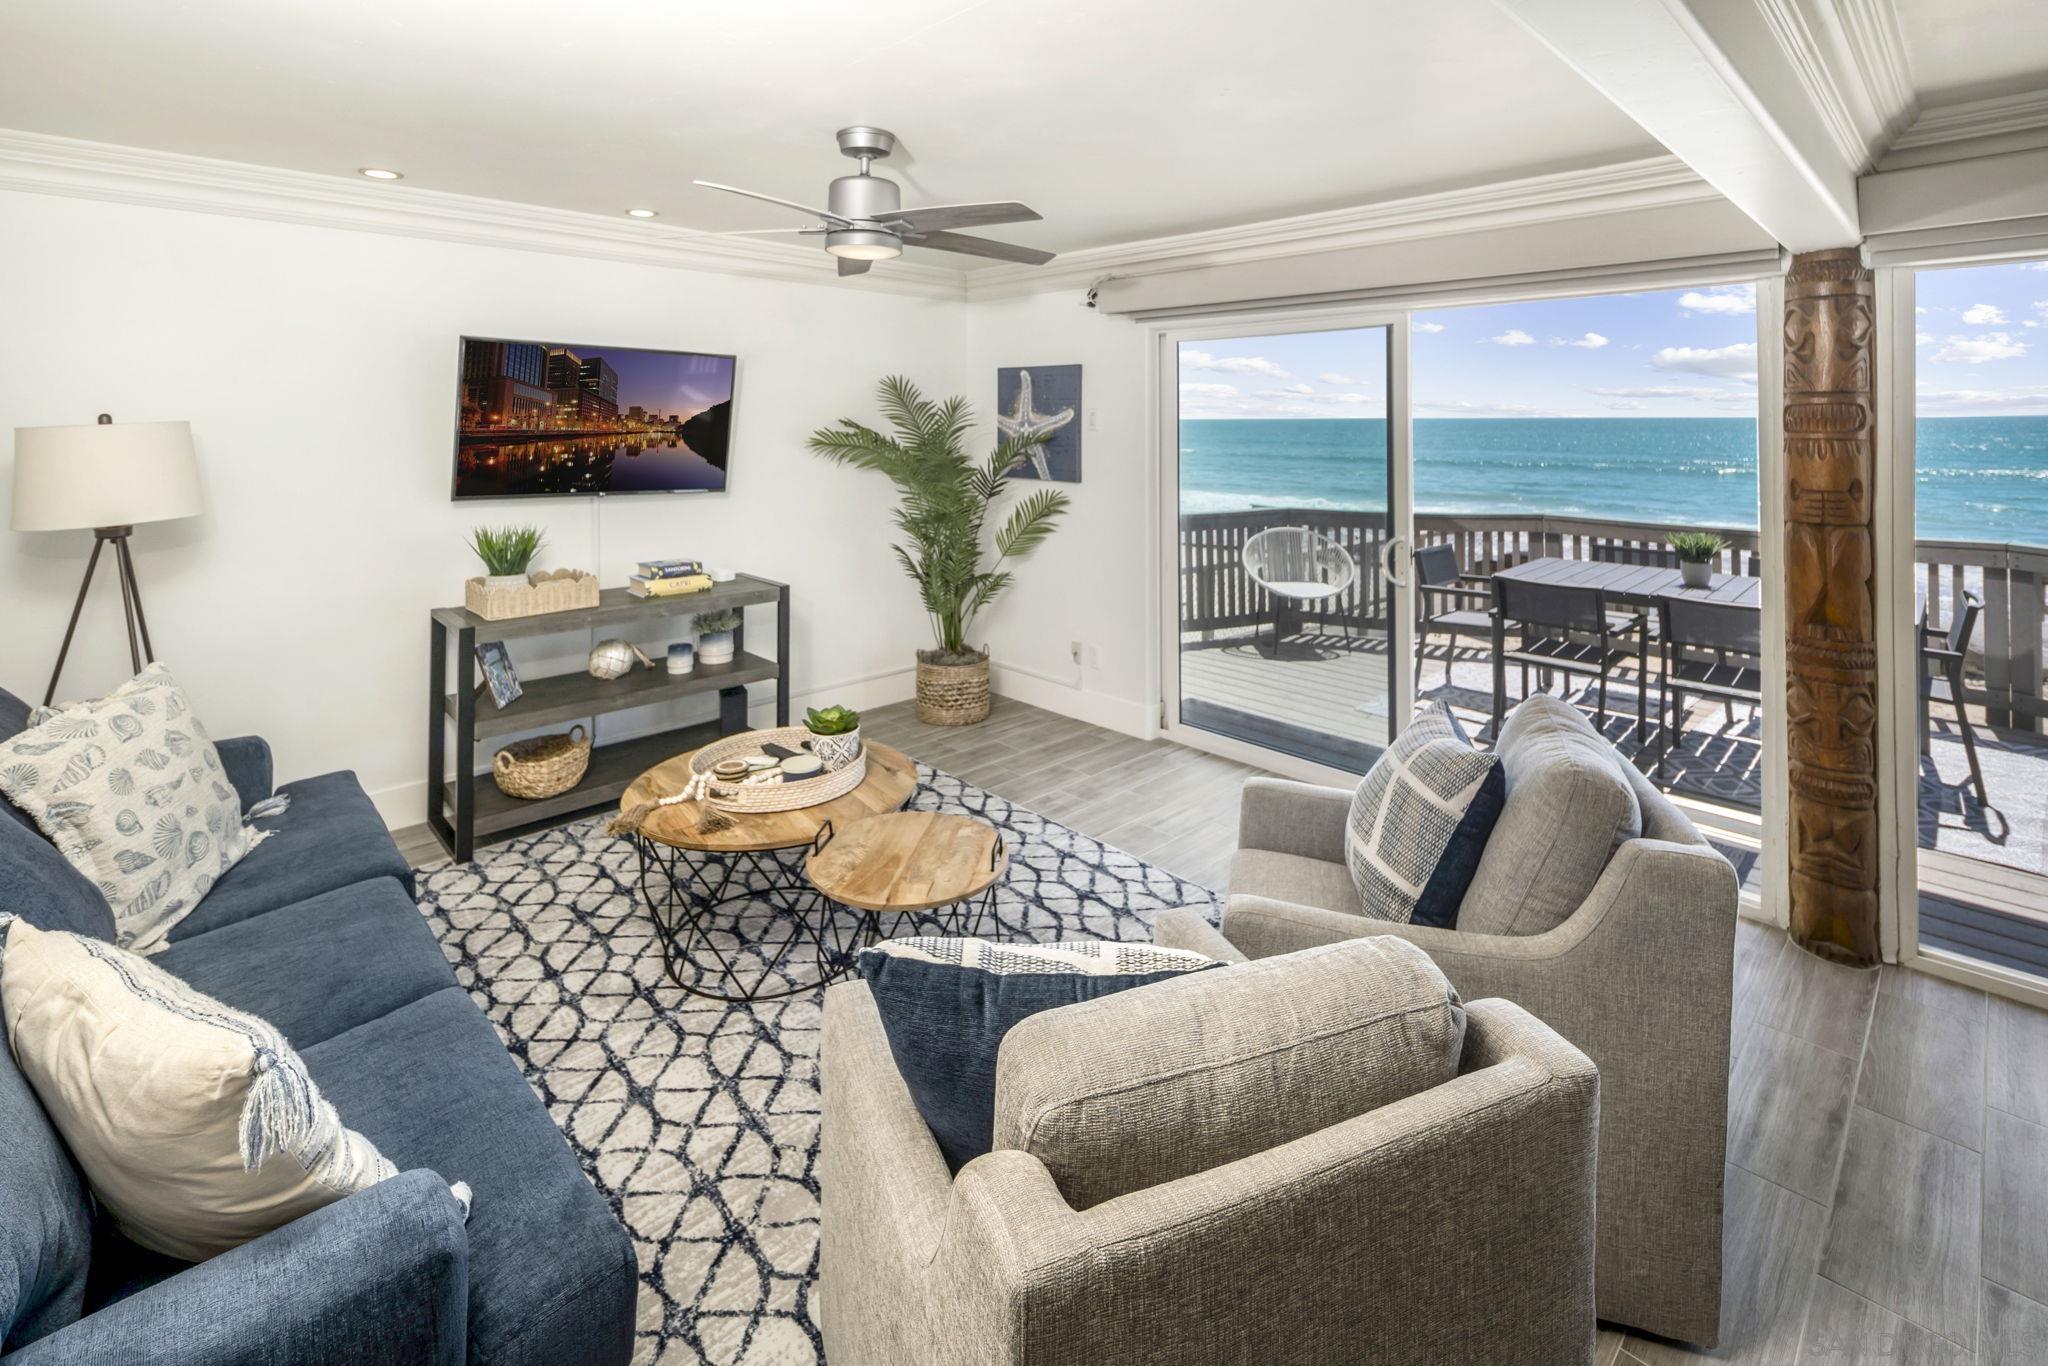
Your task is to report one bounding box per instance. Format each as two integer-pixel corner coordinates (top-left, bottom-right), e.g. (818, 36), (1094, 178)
(996, 364), (1082, 483)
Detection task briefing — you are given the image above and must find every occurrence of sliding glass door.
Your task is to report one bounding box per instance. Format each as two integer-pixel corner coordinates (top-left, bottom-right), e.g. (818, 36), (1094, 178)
(1159, 316), (1411, 777)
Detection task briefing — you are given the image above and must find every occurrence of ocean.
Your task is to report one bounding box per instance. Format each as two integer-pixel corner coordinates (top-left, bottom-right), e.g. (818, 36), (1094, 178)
(1178, 417), (2048, 545)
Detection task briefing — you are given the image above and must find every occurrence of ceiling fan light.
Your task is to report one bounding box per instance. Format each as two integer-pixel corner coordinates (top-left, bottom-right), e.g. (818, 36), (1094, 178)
(825, 230), (901, 261)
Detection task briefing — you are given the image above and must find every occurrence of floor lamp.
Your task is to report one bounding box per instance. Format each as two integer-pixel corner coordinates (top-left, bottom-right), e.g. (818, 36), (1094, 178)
(12, 415), (202, 705)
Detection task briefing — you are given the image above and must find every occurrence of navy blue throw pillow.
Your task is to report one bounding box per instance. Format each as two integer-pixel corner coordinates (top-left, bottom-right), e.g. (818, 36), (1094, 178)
(1344, 702), (1506, 929)
(856, 938), (1222, 1172)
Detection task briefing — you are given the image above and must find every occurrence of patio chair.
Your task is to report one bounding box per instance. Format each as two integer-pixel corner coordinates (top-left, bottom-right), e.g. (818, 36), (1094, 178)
(1495, 576), (1649, 731)
(1413, 543), (1494, 688)
(1920, 590), (1987, 804)
(1240, 526), (1356, 657)
(1656, 596), (1763, 776)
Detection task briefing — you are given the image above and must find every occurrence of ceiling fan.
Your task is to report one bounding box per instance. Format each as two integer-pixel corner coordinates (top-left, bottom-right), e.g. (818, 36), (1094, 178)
(692, 127), (1056, 277)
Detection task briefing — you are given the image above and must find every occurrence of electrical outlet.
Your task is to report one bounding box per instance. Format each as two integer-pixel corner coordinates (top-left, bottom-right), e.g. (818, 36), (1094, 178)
(1070, 639), (1083, 664)
(1086, 408), (1100, 432)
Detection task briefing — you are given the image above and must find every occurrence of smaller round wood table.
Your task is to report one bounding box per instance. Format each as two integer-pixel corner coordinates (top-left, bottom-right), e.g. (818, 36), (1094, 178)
(806, 811), (1009, 945)
(621, 739), (918, 1002)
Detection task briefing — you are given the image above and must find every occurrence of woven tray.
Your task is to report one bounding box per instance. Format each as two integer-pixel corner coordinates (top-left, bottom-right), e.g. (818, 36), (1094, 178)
(687, 726), (868, 813)
(464, 569), (600, 622)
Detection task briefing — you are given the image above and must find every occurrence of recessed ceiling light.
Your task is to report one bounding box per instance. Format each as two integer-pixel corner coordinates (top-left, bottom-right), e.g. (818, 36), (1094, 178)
(357, 167), (403, 181)
(625, 208), (659, 219)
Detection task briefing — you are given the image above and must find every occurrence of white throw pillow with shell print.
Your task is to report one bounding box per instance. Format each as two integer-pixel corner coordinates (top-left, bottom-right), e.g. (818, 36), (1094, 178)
(0, 663), (270, 953)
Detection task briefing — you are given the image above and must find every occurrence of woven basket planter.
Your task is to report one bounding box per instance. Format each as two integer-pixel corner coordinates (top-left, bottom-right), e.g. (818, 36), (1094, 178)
(916, 650), (991, 726)
(493, 724), (590, 800)
(464, 569), (600, 622)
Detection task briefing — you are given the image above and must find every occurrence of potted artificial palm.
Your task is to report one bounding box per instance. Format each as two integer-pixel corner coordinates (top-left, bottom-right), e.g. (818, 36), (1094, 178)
(809, 376), (1069, 725)
(1669, 530), (1729, 588)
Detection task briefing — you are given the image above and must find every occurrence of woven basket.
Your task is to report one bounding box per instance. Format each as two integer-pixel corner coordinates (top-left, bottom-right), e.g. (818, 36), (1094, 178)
(686, 727), (868, 813)
(465, 569), (600, 622)
(916, 650), (990, 726)
(493, 725), (590, 799)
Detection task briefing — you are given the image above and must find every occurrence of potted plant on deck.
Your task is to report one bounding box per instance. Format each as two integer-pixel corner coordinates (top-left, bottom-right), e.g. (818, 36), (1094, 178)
(808, 376), (1069, 726)
(1669, 530), (1729, 588)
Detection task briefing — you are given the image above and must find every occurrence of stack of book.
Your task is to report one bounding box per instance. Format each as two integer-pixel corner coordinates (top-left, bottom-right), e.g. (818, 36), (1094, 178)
(627, 559), (714, 598)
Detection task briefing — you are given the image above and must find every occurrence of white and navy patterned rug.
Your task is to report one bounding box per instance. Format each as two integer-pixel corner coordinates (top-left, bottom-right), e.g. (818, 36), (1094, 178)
(416, 764), (1216, 1366)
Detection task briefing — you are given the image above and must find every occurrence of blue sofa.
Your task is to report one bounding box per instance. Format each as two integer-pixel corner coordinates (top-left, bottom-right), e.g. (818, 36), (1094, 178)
(0, 686), (636, 1365)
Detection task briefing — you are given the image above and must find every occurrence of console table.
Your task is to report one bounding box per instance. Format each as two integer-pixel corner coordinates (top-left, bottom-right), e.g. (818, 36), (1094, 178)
(428, 575), (789, 861)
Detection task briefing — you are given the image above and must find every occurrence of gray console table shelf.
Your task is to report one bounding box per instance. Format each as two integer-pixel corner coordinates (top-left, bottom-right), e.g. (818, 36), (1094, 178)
(428, 574), (789, 861)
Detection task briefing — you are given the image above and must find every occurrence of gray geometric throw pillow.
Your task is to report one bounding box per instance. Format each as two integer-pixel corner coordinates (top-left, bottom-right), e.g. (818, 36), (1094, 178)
(1344, 703), (1506, 929)
(0, 664), (269, 953)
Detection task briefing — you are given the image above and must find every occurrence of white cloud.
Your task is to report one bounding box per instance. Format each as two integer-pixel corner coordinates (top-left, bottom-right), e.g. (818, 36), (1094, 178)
(1413, 321), (1445, 333)
(1316, 371), (1361, 386)
(1962, 303), (2009, 325)
(1178, 381), (1239, 399)
(1282, 383), (1314, 395)
(1180, 350), (1291, 379)
(1605, 400), (1649, 411)
(1650, 342), (1759, 382)
(1678, 287), (1755, 316)
(1416, 398), (1564, 418)
(1587, 384), (1728, 400)
(1488, 329), (1536, 346)
(2026, 262), (2048, 272)
(1932, 332), (2027, 364)
(1549, 332), (1609, 349)
(1916, 305), (1930, 314)
(1917, 332), (1934, 345)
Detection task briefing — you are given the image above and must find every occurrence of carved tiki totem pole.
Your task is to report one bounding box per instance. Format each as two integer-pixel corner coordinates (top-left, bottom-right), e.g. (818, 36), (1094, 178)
(1783, 248), (1880, 966)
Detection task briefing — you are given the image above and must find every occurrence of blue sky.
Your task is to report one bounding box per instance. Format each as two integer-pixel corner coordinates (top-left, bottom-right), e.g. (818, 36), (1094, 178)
(1915, 260), (2048, 415)
(1182, 283), (1766, 419)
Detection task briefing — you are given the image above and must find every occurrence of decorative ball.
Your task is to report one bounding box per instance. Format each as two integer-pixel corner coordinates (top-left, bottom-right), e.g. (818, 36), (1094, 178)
(588, 639), (651, 680)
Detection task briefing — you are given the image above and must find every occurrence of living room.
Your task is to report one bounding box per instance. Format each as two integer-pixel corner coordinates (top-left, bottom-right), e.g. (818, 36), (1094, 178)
(3, 2), (2048, 1363)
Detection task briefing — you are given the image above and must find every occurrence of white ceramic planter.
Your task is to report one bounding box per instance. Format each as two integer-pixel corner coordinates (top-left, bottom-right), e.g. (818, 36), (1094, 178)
(697, 630), (736, 665)
(808, 726), (862, 772)
(481, 573), (529, 593)
(1680, 559), (1712, 588)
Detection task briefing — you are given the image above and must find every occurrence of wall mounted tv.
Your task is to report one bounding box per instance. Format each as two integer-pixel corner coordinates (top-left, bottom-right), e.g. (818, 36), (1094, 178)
(452, 337), (737, 499)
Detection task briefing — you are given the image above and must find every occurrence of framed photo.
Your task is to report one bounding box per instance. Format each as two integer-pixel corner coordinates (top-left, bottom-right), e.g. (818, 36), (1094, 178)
(997, 364), (1082, 483)
(476, 641), (522, 709)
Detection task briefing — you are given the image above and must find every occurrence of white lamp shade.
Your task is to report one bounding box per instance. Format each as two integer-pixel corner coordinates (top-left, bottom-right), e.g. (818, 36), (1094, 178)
(12, 420), (202, 532)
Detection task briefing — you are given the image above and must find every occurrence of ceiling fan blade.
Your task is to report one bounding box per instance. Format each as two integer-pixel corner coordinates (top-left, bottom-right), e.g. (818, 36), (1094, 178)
(837, 256), (872, 277)
(906, 230), (1057, 266)
(692, 179), (851, 226)
(885, 202), (1042, 233)
(709, 227), (827, 236)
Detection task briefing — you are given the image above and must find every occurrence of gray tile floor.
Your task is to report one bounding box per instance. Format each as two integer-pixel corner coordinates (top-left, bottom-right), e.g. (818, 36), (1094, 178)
(403, 694), (2048, 1364)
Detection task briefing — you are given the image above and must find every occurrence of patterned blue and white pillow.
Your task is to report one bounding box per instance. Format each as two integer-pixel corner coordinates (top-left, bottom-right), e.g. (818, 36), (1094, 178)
(0, 664), (270, 953)
(1344, 703), (1505, 928)
(857, 938), (1221, 1170)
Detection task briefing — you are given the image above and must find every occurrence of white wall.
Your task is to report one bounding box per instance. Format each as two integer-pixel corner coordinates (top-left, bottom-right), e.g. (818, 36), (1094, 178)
(961, 291), (1156, 735)
(0, 190), (972, 825)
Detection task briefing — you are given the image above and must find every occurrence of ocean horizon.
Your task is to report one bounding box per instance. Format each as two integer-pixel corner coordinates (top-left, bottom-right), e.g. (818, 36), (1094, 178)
(1179, 416), (2048, 545)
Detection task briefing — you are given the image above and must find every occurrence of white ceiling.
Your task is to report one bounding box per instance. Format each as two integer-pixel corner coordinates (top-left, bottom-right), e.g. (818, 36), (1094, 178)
(0, 0), (1662, 266)
(1894, 0), (2048, 105)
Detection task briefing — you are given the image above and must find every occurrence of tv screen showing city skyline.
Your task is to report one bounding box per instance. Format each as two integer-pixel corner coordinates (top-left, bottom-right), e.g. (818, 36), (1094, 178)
(452, 336), (737, 499)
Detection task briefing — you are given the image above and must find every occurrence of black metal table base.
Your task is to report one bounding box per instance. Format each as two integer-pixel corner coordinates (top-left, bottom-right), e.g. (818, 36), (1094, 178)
(631, 836), (1003, 1003)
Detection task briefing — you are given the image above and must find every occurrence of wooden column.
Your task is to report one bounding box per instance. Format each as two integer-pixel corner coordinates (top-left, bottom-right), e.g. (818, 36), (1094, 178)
(1784, 248), (1881, 966)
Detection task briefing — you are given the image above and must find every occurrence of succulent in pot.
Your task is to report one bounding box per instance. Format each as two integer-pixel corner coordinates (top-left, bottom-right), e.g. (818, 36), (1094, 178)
(804, 704), (863, 771)
(694, 608), (740, 666)
(469, 524), (546, 592)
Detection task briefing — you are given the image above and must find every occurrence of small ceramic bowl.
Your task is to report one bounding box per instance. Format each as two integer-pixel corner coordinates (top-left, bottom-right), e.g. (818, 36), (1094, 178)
(712, 758), (750, 782)
(778, 753), (823, 778)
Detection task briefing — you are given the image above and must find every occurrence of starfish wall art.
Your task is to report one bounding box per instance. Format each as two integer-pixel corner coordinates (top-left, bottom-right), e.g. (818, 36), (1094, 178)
(995, 364), (1083, 483)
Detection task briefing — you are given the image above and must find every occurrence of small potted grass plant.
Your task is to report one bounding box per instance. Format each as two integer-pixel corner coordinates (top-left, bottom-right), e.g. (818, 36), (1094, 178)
(469, 524), (545, 592)
(1669, 530), (1729, 588)
(804, 704), (863, 771)
(694, 608), (740, 665)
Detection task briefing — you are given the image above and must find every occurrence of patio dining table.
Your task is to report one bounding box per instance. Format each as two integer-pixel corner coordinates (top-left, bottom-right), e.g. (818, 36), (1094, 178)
(1487, 556), (1764, 729)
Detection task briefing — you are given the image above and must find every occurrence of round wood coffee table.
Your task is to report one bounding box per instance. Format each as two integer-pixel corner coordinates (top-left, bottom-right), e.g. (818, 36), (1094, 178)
(806, 811), (1009, 944)
(620, 739), (917, 1002)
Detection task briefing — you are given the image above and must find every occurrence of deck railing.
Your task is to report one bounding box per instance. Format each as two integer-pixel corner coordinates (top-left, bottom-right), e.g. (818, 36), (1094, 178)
(1178, 507), (2047, 734)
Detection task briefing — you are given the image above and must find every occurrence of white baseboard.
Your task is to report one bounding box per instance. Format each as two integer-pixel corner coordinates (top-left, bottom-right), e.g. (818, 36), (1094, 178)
(367, 665), (918, 831)
(989, 662), (1154, 738)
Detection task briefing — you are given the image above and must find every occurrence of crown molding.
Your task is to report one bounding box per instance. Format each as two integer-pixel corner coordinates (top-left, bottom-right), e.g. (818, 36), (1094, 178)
(1754, 0), (1873, 170)
(1752, 0), (1915, 172)
(0, 129), (969, 300)
(963, 156), (1718, 300)
(1881, 87), (2048, 165)
(1833, 0), (1916, 145)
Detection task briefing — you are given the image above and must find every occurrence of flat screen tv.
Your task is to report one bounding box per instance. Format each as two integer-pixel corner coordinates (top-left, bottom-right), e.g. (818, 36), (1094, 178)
(452, 336), (737, 499)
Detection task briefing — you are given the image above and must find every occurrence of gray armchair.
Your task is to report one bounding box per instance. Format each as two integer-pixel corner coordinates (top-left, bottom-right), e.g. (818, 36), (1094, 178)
(819, 942), (1600, 1366)
(1158, 696), (1738, 1347)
